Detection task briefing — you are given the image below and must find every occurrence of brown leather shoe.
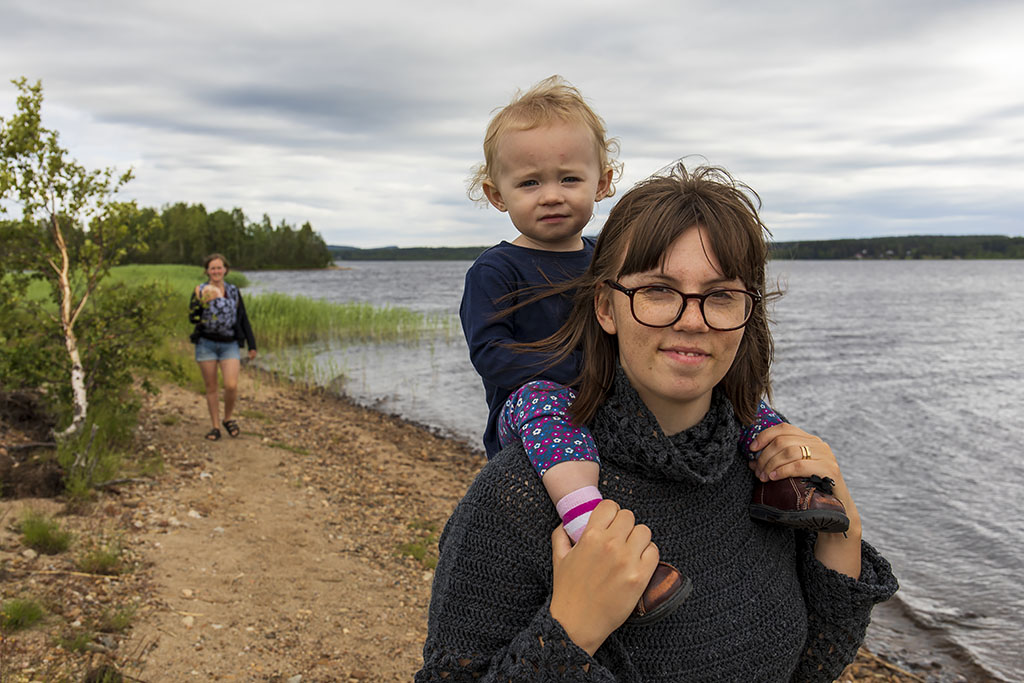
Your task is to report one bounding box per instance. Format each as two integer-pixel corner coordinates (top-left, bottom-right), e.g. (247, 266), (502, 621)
(627, 561), (692, 625)
(750, 475), (849, 533)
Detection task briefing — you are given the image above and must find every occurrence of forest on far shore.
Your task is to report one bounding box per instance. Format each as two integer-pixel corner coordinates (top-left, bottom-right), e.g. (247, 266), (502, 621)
(329, 234), (1024, 261)
(768, 234), (1024, 260)
(120, 202), (333, 269)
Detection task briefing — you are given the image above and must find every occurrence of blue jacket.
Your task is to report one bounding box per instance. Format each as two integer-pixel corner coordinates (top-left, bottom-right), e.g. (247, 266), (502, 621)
(459, 238), (595, 456)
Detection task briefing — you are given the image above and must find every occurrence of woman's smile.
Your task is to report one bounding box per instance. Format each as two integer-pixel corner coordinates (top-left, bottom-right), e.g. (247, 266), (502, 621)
(660, 344), (711, 366)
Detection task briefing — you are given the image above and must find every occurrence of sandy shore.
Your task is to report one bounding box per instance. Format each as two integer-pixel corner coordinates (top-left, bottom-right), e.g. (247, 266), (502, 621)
(0, 370), (933, 681)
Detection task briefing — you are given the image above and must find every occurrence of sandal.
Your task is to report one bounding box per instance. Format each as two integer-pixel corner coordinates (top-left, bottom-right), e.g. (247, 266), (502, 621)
(222, 419), (240, 438)
(205, 428), (221, 441)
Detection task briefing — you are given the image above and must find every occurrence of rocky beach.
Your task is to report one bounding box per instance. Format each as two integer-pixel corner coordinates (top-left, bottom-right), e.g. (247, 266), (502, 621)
(0, 371), (931, 681)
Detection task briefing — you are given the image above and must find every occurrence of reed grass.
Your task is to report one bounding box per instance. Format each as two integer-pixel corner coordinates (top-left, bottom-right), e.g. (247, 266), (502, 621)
(106, 264), (448, 351)
(115, 263), (458, 391)
(11, 263), (457, 400)
(246, 292), (447, 348)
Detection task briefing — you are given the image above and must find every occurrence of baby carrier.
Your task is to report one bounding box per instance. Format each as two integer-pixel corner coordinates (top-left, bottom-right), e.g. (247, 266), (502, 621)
(194, 283), (240, 341)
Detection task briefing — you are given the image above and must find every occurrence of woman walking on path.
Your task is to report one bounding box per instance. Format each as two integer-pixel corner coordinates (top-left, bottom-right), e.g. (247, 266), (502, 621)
(188, 253), (257, 441)
(417, 164), (897, 681)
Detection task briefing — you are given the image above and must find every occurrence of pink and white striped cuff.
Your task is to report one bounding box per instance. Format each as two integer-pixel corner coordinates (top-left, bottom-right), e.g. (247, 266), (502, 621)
(555, 486), (602, 544)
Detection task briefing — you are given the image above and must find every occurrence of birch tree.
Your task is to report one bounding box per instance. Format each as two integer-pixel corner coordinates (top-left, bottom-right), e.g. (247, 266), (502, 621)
(0, 78), (146, 438)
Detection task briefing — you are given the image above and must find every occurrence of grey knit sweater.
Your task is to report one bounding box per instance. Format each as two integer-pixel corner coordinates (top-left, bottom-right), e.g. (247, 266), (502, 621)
(417, 371), (898, 682)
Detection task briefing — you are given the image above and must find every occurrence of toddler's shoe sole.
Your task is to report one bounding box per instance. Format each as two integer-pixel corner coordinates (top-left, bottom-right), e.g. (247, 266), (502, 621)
(627, 561), (693, 626)
(749, 503), (849, 533)
(750, 477), (850, 534)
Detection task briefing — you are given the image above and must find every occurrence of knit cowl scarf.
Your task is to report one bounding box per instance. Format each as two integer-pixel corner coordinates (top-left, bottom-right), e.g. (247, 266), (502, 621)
(588, 367), (743, 485)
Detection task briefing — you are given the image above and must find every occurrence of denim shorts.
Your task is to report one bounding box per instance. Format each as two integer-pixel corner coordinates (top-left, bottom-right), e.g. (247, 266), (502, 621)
(194, 337), (241, 362)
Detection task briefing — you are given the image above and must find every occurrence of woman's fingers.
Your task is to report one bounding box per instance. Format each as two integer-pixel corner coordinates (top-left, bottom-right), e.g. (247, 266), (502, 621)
(584, 498), (621, 532)
(549, 500), (659, 655)
(551, 524), (573, 563)
(749, 424), (838, 481)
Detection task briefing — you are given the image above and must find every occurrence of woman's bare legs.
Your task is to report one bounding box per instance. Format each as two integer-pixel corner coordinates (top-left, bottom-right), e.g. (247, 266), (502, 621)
(220, 358), (241, 421)
(198, 360), (221, 429)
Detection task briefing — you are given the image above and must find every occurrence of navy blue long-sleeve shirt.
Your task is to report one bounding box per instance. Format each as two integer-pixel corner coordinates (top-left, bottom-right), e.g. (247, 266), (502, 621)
(459, 239), (595, 457)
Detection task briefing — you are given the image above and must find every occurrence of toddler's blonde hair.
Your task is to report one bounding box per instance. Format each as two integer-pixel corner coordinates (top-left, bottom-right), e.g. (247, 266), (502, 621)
(467, 75), (622, 204)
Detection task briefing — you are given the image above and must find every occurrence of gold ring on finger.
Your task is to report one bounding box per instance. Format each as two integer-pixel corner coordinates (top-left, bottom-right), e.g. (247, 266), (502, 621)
(800, 445), (811, 460)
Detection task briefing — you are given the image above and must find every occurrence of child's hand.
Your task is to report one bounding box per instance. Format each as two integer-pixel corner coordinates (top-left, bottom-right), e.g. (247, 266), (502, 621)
(549, 500), (659, 656)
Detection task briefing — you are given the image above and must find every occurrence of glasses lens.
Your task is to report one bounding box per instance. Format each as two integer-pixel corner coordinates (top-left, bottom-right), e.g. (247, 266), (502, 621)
(632, 287), (685, 326)
(702, 290), (753, 330)
(632, 287), (753, 329)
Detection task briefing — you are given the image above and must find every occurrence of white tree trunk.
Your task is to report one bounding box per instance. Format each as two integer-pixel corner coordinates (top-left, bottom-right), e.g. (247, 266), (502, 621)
(52, 218), (89, 440)
(58, 324), (88, 439)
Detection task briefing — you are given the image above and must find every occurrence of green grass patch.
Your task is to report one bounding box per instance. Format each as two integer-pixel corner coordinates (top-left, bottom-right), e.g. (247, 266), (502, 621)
(135, 450), (165, 478)
(104, 263), (249, 292)
(1, 598), (45, 631)
(75, 537), (125, 575)
(19, 511), (73, 554)
(397, 519), (440, 570)
(269, 442), (310, 456)
(55, 629), (94, 652)
(93, 604), (136, 633)
(57, 398), (139, 500)
(159, 413), (180, 426)
(239, 408), (270, 422)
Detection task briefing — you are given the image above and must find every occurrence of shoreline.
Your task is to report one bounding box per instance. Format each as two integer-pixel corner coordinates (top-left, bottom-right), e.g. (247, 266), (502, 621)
(0, 368), (965, 680)
(360, 397), (999, 682)
(275, 371), (956, 681)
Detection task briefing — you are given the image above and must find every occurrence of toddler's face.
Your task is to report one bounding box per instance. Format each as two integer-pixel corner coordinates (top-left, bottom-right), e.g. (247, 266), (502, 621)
(484, 121), (611, 252)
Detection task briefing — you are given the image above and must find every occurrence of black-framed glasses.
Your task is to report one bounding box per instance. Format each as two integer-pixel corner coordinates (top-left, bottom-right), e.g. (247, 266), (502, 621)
(604, 280), (760, 331)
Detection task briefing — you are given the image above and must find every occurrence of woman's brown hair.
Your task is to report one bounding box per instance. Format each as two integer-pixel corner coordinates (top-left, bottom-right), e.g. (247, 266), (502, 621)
(203, 253), (230, 273)
(520, 162), (779, 425)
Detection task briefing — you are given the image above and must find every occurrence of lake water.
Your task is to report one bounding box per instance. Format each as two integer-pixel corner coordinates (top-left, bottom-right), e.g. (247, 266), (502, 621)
(247, 259), (1024, 682)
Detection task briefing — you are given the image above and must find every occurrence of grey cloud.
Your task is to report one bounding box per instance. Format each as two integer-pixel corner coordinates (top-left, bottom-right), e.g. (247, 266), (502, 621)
(2, 0), (1022, 247)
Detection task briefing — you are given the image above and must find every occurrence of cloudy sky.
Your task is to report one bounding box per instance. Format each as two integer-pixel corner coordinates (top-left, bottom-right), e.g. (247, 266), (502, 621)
(2, 0), (1021, 248)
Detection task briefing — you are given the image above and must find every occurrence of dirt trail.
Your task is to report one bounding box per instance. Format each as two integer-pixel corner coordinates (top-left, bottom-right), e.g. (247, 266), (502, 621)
(0, 371), (924, 682)
(116, 372), (482, 681)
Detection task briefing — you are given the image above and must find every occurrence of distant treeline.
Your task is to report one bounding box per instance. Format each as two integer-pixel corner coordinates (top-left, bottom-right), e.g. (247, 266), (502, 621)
(124, 203), (333, 269)
(331, 235), (1024, 261)
(769, 235), (1024, 260)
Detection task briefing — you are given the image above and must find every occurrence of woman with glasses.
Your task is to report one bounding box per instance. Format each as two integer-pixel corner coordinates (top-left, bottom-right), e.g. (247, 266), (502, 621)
(417, 164), (896, 682)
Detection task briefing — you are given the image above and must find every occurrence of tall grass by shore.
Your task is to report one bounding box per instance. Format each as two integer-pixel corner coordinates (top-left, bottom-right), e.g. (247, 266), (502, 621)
(109, 264), (445, 350)
(247, 293), (447, 348)
(9, 262), (453, 416)
(13, 264), (444, 350)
